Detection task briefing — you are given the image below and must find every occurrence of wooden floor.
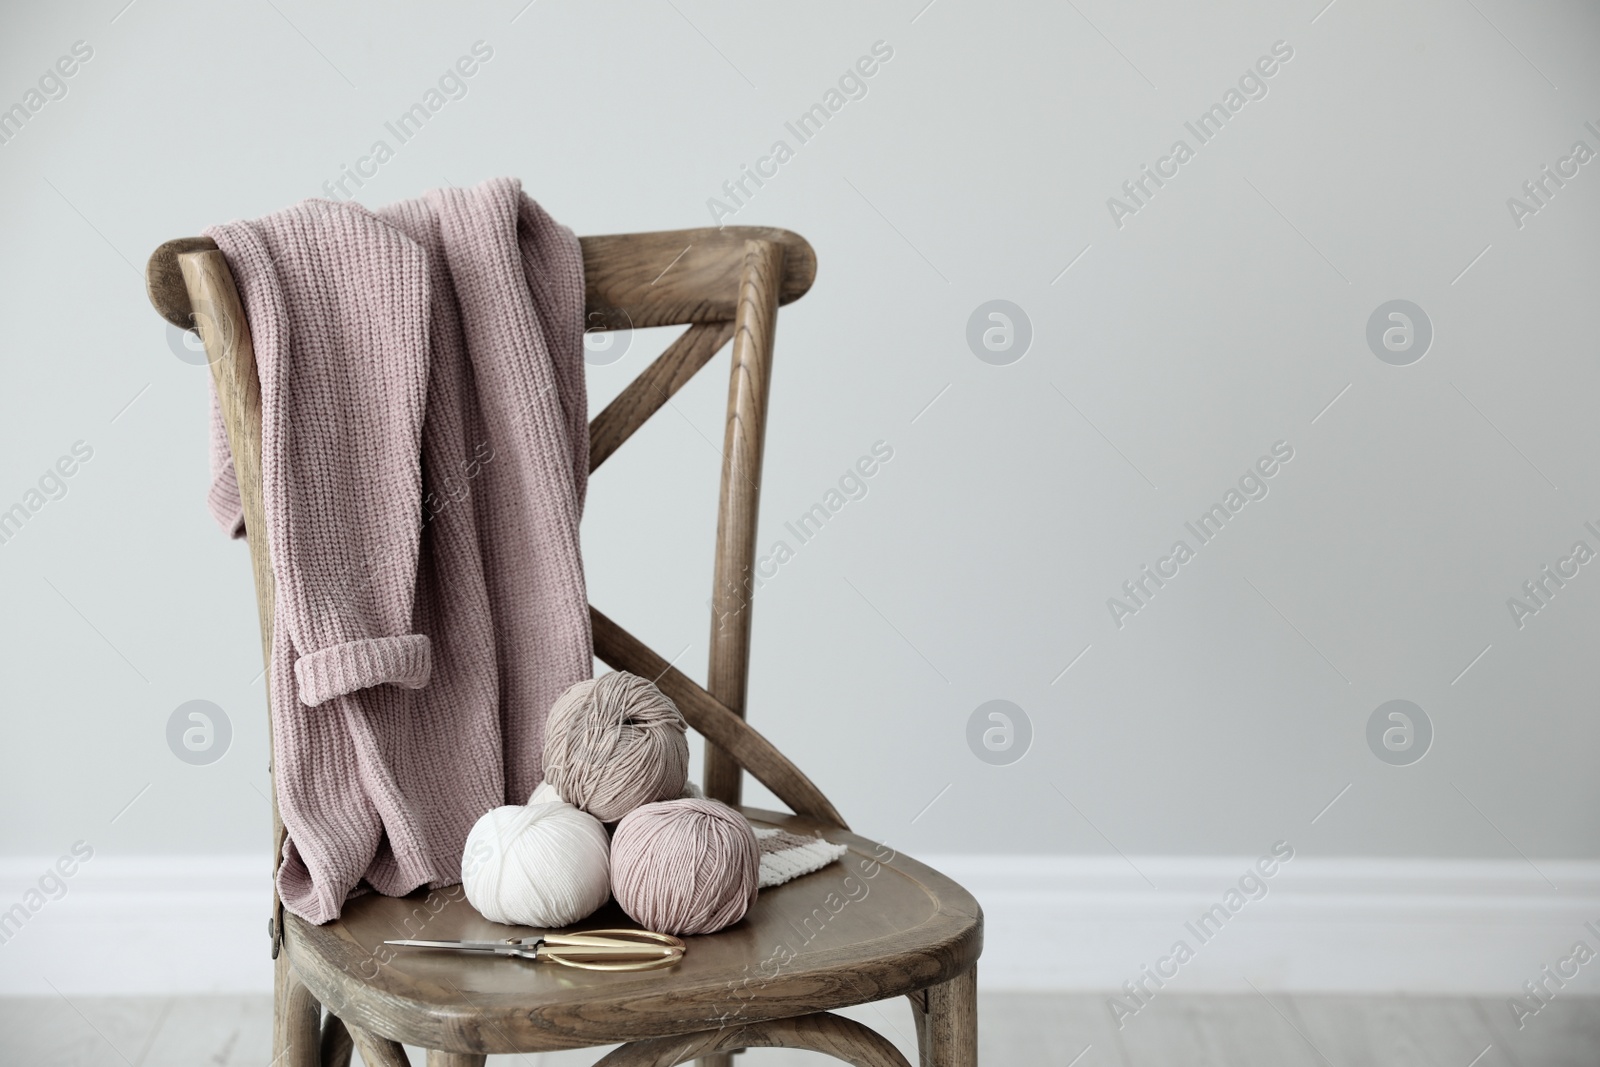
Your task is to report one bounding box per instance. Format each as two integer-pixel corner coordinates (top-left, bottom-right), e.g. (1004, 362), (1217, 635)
(2, 992), (1595, 1065)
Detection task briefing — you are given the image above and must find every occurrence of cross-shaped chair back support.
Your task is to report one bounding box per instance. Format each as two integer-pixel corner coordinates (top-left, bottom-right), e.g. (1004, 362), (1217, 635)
(144, 225), (845, 955)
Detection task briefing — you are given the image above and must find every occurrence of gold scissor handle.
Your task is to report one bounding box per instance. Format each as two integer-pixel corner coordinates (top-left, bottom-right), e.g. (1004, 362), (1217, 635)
(537, 928), (686, 971)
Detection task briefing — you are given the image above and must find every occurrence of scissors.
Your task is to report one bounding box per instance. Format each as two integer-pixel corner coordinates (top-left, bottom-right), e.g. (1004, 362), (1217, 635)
(384, 928), (685, 971)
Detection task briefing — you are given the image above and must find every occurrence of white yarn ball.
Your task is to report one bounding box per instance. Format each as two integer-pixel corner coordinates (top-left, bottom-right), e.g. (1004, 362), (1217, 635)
(461, 801), (611, 927)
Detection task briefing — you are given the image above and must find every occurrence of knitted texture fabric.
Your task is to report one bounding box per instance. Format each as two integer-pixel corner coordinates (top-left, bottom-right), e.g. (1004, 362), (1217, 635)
(204, 177), (591, 924)
(754, 828), (848, 888)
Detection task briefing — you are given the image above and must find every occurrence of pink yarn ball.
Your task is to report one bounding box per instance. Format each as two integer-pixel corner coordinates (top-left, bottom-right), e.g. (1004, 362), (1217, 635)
(610, 798), (760, 936)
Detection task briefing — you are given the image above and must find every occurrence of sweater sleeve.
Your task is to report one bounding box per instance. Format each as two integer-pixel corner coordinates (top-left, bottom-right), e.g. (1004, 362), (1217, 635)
(206, 201), (433, 708)
(206, 376), (246, 539)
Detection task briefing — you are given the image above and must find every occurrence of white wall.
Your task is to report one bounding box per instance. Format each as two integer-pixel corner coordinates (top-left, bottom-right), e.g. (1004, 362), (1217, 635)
(1, 0), (1598, 993)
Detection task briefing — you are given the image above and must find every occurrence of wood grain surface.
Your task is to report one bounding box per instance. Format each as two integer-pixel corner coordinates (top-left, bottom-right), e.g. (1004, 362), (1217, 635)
(281, 807), (980, 1054)
(703, 240), (785, 809)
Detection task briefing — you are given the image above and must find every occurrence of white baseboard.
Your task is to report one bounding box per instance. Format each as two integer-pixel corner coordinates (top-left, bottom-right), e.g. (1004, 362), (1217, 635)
(3, 854), (1599, 997)
(0, 856), (272, 996)
(925, 854), (1600, 996)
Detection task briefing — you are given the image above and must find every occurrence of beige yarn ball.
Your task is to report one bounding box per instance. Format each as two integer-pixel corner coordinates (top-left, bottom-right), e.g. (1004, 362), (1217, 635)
(610, 798), (760, 936)
(542, 672), (690, 823)
(461, 801), (611, 928)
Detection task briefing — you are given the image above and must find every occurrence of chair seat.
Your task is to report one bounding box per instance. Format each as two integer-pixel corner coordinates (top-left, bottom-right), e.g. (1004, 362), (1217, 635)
(283, 807), (983, 1055)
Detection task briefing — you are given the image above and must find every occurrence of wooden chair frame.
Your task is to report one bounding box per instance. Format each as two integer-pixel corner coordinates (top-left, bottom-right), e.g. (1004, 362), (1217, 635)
(145, 225), (980, 1067)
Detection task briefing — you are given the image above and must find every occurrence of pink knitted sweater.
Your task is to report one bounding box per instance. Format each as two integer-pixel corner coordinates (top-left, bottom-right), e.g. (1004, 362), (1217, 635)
(205, 178), (592, 924)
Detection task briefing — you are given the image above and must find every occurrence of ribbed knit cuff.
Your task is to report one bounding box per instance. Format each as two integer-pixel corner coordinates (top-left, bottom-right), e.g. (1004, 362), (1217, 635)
(293, 634), (432, 707)
(207, 473), (246, 541)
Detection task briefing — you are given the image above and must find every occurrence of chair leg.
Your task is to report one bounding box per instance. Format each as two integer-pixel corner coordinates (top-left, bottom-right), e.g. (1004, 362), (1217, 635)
(320, 1013), (354, 1067)
(347, 1024), (410, 1067)
(909, 993), (930, 1060)
(426, 1053), (487, 1067)
(274, 954), (321, 1067)
(914, 966), (977, 1067)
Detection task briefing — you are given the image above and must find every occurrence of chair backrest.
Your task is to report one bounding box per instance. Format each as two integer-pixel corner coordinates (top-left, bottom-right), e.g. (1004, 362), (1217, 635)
(145, 224), (845, 944)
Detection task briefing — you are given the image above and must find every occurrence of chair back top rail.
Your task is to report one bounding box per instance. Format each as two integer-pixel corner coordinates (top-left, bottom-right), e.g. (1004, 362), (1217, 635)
(147, 227), (816, 333)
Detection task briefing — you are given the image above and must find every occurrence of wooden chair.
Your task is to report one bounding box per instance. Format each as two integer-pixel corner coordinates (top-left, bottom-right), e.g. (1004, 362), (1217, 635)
(144, 225), (981, 1067)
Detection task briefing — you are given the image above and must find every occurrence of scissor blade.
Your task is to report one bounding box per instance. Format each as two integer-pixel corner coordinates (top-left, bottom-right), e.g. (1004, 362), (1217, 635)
(384, 939), (524, 952)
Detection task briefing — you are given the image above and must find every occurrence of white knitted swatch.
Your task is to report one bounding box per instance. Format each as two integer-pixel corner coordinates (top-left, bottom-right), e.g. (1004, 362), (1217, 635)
(754, 827), (849, 889)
